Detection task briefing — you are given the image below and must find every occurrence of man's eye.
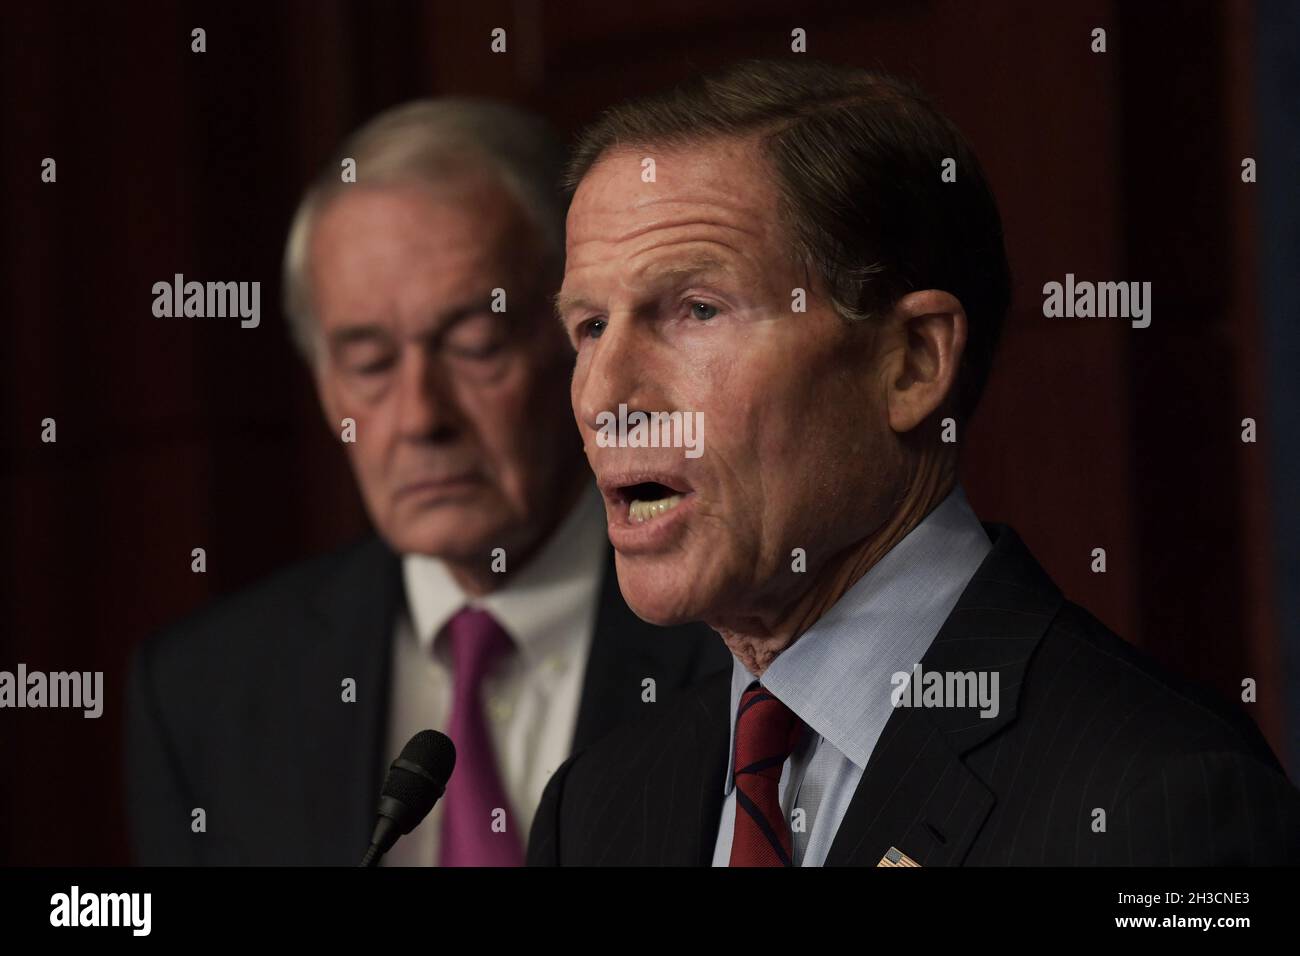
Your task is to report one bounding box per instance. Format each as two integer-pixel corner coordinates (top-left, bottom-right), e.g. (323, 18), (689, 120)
(352, 357), (395, 376)
(444, 313), (506, 359)
(689, 301), (719, 321)
(447, 341), (504, 361)
(581, 318), (607, 340)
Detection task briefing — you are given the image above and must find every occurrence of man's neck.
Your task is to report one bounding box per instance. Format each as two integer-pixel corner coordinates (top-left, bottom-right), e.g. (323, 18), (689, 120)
(715, 462), (956, 678)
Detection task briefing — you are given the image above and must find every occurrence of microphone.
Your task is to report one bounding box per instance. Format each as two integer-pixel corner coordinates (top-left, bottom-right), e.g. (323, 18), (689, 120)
(360, 729), (456, 867)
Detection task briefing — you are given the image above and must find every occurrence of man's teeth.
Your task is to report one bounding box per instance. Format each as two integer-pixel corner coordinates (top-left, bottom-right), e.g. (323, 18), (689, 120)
(628, 494), (684, 523)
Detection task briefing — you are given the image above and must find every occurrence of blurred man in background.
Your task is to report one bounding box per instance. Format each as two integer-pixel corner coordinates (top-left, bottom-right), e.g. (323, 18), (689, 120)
(127, 99), (727, 866)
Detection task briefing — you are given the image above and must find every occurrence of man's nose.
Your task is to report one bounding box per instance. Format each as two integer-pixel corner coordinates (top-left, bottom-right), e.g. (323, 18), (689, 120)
(396, 347), (459, 442)
(574, 315), (655, 435)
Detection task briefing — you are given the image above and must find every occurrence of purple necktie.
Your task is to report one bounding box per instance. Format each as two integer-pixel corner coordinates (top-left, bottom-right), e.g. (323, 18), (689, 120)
(437, 606), (524, 867)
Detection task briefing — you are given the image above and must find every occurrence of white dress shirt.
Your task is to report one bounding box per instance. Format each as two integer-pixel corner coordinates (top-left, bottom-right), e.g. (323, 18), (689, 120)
(383, 482), (607, 865)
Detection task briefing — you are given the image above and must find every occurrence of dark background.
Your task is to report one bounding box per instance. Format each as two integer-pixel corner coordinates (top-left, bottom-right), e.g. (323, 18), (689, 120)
(2, 0), (1297, 865)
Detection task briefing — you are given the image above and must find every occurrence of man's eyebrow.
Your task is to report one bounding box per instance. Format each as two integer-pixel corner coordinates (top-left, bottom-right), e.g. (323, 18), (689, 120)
(330, 298), (503, 348)
(552, 290), (597, 323)
(553, 253), (735, 323)
(329, 324), (391, 349)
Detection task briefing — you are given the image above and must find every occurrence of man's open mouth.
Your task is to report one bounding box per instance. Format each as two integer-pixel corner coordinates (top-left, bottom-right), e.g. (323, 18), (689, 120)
(624, 482), (685, 523)
(601, 474), (694, 525)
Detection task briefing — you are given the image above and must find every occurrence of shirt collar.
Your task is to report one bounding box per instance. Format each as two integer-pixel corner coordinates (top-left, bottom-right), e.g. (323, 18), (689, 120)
(722, 484), (993, 794)
(402, 481), (608, 664)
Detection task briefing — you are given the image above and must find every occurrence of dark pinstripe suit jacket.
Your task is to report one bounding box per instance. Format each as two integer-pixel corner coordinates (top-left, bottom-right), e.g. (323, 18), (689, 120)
(127, 535), (729, 864)
(527, 523), (1300, 865)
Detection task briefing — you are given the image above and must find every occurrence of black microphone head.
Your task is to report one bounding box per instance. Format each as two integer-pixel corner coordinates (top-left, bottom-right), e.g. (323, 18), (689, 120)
(394, 729), (457, 785)
(379, 730), (456, 834)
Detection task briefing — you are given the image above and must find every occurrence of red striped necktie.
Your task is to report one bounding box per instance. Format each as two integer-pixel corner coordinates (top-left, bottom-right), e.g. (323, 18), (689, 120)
(728, 681), (805, 867)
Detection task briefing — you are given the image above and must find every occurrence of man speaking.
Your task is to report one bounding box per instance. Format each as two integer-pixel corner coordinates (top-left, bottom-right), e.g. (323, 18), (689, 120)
(532, 59), (1300, 865)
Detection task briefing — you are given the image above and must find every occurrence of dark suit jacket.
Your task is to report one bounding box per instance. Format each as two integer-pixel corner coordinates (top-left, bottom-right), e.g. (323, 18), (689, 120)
(126, 534), (729, 865)
(528, 524), (1300, 865)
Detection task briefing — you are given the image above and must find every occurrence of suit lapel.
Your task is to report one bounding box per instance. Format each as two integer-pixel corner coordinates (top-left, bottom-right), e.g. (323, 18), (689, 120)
(825, 523), (1063, 866)
(823, 703), (995, 866)
(640, 671), (732, 865)
(296, 536), (402, 864)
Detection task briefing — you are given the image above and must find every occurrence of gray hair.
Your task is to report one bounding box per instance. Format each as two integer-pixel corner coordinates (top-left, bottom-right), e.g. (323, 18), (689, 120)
(282, 98), (569, 363)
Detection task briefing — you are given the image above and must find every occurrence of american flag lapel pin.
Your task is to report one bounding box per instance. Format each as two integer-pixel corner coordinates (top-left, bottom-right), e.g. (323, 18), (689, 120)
(877, 846), (921, 867)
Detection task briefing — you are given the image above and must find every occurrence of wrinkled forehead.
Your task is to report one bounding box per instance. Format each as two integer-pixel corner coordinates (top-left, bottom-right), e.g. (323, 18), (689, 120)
(568, 140), (781, 238)
(562, 142), (789, 289)
(316, 176), (528, 251)
(314, 179), (550, 292)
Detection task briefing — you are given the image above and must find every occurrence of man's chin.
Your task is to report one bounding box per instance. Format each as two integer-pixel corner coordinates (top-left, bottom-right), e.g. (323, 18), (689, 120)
(380, 502), (507, 562)
(614, 553), (715, 626)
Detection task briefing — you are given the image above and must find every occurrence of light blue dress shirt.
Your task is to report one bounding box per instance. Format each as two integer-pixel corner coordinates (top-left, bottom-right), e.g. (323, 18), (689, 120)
(711, 485), (993, 866)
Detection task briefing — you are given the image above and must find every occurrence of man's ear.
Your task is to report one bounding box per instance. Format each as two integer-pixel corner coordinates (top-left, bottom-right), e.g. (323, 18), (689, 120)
(883, 289), (967, 434)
